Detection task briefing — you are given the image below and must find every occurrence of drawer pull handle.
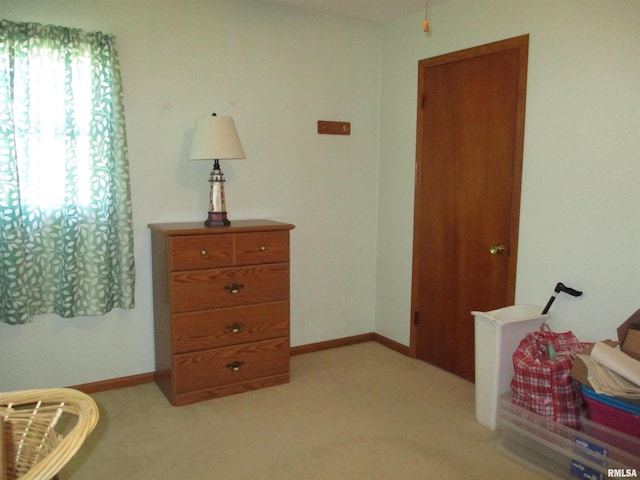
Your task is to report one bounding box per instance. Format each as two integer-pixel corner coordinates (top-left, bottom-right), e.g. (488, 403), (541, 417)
(224, 283), (244, 294)
(260, 245), (267, 252)
(225, 322), (244, 334)
(200, 250), (207, 256)
(226, 360), (245, 372)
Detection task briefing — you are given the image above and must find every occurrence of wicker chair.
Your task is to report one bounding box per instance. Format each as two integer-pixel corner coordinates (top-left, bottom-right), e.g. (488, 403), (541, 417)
(0, 388), (99, 480)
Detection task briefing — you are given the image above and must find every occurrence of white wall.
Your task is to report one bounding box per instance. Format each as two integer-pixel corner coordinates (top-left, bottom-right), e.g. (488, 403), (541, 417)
(376, 0), (640, 345)
(0, 0), (381, 390)
(2, 0), (638, 391)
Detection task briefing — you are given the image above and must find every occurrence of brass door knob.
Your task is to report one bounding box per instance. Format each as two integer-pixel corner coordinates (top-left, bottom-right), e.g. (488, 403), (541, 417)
(489, 244), (505, 255)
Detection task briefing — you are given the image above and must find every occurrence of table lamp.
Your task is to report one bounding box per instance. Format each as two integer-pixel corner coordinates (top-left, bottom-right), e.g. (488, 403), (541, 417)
(188, 113), (245, 226)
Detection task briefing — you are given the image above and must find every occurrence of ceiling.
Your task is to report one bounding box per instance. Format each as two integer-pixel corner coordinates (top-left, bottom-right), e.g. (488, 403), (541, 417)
(260, 0), (436, 25)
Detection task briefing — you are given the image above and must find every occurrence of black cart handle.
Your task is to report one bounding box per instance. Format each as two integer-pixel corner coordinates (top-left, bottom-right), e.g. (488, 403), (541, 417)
(555, 282), (583, 297)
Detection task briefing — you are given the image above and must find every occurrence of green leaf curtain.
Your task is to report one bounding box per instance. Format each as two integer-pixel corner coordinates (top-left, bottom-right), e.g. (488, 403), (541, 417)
(0, 20), (135, 324)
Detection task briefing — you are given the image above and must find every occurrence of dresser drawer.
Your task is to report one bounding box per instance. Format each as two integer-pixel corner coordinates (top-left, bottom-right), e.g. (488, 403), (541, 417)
(170, 234), (234, 270)
(235, 231), (289, 265)
(171, 263), (289, 313)
(174, 337), (290, 394)
(173, 301), (289, 353)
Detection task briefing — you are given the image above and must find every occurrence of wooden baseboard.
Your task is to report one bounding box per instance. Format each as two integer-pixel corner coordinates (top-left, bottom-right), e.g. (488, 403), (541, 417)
(70, 333), (409, 394)
(371, 333), (411, 356)
(69, 372), (156, 394)
(290, 333), (410, 357)
(290, 333), (375, 356)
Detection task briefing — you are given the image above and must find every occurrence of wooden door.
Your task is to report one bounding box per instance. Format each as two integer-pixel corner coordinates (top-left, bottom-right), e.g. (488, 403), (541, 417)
(410, 35), (529, 382)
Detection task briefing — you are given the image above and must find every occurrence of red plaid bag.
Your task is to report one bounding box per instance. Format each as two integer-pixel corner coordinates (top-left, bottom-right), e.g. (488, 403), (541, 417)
(510, 324), (591, 428)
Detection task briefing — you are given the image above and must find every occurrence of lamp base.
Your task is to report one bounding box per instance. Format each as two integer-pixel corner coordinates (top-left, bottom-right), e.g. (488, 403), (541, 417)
(204, 211), (230, 227)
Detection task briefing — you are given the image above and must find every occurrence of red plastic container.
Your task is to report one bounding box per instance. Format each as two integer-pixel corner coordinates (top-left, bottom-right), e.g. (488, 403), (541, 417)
(582, 385), (640, 438)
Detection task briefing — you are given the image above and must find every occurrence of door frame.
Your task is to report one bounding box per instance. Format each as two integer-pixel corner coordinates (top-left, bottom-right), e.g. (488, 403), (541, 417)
(409, 35), (529, 358)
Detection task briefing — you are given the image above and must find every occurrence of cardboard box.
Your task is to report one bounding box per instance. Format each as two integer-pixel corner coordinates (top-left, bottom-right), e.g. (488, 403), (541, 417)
(571, 340), (617, 389)
(617, 309), (640, 361)
(571, 309), (640, 388)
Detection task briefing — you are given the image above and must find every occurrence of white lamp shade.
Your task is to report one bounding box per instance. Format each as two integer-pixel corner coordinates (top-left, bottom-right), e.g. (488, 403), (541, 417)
(188, 115), (246, 160)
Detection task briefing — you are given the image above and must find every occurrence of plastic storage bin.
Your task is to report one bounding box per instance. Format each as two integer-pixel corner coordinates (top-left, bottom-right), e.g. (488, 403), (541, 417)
(472, 304), (548, 429)
(582, 385), (640, 439)
(498, 392), (640, 479)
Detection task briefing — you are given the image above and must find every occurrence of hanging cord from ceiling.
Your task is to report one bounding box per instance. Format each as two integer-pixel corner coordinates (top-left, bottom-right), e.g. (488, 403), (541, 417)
(423, 1), (430, 32)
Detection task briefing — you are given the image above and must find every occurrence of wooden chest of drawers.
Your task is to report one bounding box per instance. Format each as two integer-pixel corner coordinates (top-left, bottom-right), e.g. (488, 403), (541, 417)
(148, 220), (295, 406)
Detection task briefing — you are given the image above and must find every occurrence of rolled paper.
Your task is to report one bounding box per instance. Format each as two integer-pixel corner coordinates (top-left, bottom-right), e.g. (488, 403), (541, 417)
(591, 341), (640, 386)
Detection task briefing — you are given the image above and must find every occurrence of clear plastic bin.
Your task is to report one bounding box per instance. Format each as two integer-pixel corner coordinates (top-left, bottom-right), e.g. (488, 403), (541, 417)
(472, 304), (548, 429)
(497, 392), (640, 478)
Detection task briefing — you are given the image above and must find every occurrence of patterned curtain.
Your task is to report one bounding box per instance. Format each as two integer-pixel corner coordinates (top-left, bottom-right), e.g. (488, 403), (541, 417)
(0, 20), (135, 324)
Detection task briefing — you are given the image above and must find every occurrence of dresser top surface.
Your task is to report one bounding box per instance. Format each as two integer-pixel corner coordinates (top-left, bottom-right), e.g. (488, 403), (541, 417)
(148, 219), (295, 236)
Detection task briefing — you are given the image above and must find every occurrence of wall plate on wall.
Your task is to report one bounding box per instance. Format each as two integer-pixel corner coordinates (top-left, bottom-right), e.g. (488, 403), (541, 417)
(317, 120), (350, 135)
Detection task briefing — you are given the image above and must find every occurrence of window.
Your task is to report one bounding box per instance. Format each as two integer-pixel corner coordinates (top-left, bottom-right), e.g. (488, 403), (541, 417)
(0, 20), (135, 324)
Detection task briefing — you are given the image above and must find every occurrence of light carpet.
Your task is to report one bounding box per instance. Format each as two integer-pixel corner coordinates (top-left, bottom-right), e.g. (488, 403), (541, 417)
(62, 342), (546, 479)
